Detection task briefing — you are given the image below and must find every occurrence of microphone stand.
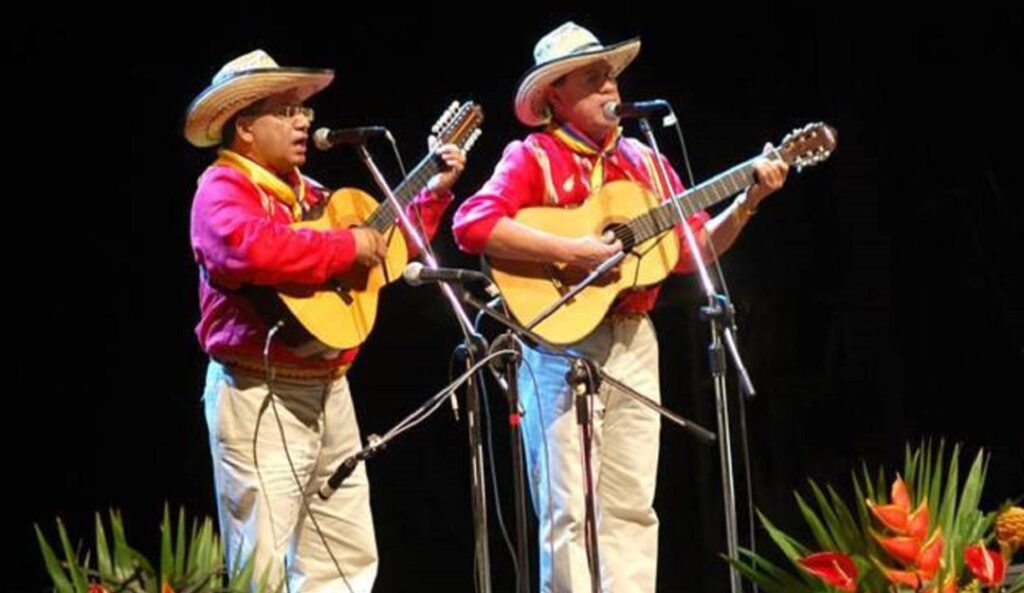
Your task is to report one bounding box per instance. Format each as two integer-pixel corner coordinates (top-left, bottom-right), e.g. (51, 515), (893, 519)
(636, 114), (750, 593)
(355, 144), (493, 593)
(460, 287), (716, 593)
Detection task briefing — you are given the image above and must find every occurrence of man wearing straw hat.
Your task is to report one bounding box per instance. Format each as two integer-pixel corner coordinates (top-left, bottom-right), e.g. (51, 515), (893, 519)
(184, 49), (465, 593)
(453, 22), (788, 593)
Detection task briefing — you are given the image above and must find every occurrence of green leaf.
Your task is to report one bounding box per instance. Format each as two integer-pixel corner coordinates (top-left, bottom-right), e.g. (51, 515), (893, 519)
(1007, 565), (1024, 593)
(110, 509), (134, 580)
(927, 440), (946, 533)
(827, 484), (865, 553)
(161, 504), (173, 586)
(904, 442), (919, 492)
(757, 510), (812, 563)
(726, 552), (810, 593)
(852, 472), (875, 545)
(95, 513), (112, 581)
(860, 463), (877, 502)
(740, 548), (817, 593)
(795, 491), (837, 551)
(954, 449), (988, 539)
(175, 507), (187, 579)
(35, 523), (74, 593)
(808, 480), (852, 552)
(56, 517), (89, 593)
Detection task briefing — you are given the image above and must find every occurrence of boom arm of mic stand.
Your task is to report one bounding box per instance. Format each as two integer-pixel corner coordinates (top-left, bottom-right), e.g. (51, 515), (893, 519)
(525, 251), (626, 331)
(461, 291), (715, 443)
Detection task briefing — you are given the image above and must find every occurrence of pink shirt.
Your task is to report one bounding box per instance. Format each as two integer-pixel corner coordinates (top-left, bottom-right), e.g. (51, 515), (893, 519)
(191, 164), (451, 369)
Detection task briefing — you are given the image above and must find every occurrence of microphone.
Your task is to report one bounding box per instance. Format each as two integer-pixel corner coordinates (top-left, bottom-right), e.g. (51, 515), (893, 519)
(313, 126), (390, 150)
(603, 100), (671, 120)
(318, 434), (382, 500)
(317, 455), (359, 500)
(403, 262), (491, 287)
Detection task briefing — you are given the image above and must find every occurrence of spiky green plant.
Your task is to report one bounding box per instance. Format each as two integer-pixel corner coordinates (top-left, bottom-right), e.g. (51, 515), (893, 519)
(36, 506), (274, 593)
(727, 442), (1015, 593)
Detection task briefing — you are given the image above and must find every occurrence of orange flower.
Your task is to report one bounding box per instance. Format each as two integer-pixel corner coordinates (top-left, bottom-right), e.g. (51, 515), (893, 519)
(868, 477), (930, 542)
(891, 475), (912, 512)
(879, 565), (921, 589)
(915, 529), (944, 581)
(907, 500), (930, 541)
(868, 502), (910, 532)
(874, 532), (922, 566)
(922, 574), (957, 593)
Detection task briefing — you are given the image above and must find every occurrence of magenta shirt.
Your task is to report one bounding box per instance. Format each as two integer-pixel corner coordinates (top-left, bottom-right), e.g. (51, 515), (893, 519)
(191, 164), (452, 369)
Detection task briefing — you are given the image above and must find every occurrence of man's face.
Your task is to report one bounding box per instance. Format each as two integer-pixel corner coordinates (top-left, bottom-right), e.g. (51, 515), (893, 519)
(546, 61), (621, 142)
(235, 90), (313, 174)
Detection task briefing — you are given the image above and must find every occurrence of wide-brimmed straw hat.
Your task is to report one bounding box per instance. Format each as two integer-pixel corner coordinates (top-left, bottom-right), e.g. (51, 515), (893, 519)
(514, 22), (640, 127)
(184, 49), (334, 147)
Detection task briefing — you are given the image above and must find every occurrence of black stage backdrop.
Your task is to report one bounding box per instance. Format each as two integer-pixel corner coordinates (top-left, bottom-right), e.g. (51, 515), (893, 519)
(12, 8), (1021, 593)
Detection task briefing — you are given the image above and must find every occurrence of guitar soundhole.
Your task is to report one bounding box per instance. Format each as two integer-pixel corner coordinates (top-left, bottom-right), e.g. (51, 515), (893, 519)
(603, 223), (635, 252)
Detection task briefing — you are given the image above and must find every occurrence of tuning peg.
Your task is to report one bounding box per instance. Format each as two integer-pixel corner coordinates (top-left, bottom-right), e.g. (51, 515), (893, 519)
(464, 129), (483, 152)
(432, 101), (461, 133)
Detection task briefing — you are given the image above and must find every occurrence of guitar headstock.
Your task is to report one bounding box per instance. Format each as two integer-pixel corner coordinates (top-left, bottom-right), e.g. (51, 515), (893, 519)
(779, 122), (838, 172)
(431, 100), (484, 153)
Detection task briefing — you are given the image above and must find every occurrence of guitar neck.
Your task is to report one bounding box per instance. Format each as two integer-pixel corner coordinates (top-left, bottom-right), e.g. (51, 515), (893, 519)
(364, 152), (444, 233)
(627, 153), (777, 244)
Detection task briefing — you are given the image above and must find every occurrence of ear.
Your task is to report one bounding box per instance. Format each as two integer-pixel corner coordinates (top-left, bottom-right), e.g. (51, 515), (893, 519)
(543, 87), (562, 120)
(234, 116), (255, 144)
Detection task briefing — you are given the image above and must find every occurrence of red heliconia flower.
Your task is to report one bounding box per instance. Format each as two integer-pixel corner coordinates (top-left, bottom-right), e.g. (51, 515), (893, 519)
(915, 529), (944, 581)
(880, 566), (921, 589)
(891, 475), (912, 512)
(874, 532), (922, 566)
(868, 501), (910, 532)
(965, 544), (1006, 586)
(907, 500), (930, 541)
(161, 580), (176, 593)
(923, 574), (957, 593)
(798, 551), (858, 592)
(88, 584), (110, 593)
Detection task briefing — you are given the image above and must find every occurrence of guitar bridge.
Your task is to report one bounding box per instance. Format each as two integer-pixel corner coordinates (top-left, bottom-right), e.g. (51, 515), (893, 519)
(329, 280), (354, 305)
(545, 264), (576, 303)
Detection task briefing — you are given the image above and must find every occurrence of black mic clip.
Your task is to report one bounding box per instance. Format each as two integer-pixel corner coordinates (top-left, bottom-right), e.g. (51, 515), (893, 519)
(317, 433), (385, 500)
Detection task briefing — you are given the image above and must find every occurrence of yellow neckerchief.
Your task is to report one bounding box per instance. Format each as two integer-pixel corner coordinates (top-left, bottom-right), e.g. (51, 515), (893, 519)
(548, 121), (622, 191)
(213, 149), (307, 220)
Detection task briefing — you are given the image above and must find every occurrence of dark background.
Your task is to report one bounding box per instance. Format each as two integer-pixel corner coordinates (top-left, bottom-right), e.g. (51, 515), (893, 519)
(13, 8), (1022, 593)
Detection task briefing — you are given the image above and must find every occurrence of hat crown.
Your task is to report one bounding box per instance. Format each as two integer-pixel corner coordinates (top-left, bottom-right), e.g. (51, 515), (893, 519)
(211, 49), (280, 86)
(533, 22), (605, 67)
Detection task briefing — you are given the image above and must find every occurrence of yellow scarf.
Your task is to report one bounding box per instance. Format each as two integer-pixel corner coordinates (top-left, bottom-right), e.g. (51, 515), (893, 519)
(213, 149), (308, 220)
(549, 122), (622, 191)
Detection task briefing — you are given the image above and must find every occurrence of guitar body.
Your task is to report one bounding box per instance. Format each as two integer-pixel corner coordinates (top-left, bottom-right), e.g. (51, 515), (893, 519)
(277, 187), (409, 351)
(489, 181), (680, 344)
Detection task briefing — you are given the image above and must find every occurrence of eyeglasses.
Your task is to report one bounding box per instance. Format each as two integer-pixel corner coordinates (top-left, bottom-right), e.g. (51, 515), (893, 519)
(248, 104), (315, 123)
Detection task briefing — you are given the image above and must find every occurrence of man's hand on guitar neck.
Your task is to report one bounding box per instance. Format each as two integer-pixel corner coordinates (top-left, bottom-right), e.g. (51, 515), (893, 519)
(747, 142), (790, 209)
(351, 227), (387, 267)
(427, 142), (468, 194)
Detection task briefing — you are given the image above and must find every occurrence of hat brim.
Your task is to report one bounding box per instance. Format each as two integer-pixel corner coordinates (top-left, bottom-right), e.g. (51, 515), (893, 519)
(184, 67), (334, 148)
(514, 37), (640, 127)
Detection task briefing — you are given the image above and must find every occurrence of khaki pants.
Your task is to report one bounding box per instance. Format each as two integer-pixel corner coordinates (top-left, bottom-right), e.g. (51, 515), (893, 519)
(519, 315), (662, 593)
(203, 362), (377, 593)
